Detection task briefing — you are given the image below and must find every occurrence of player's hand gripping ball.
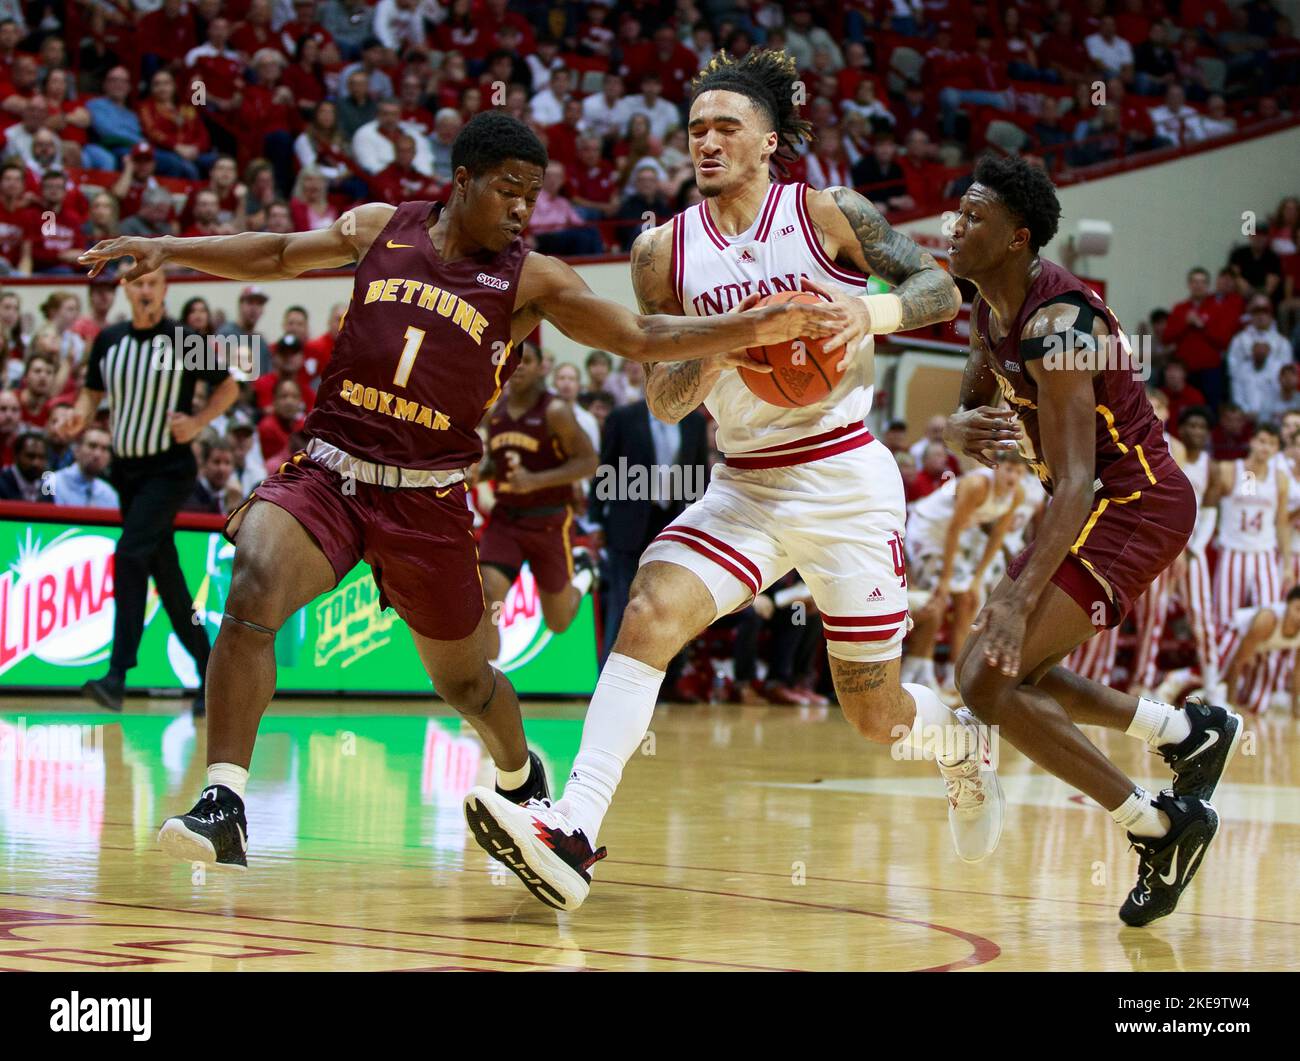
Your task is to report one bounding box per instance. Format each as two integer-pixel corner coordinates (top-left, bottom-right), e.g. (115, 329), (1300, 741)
(739, 291), (847, 408)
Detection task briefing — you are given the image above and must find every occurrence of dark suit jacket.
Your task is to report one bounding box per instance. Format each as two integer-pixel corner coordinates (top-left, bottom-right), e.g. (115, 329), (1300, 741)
(593, 400), (708, 551)
(0, 467), (51, 502)
(180, 476), (224, 515)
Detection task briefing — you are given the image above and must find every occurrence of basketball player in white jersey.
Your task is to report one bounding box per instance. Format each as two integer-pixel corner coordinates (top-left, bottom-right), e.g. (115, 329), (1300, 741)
(463, 49), (1005, 910)
(1219, 585), (1300, 714)
(1215, 422), (1291, 638)
(903, 455), (1025, 690)
(1153, 407), (1225, 704)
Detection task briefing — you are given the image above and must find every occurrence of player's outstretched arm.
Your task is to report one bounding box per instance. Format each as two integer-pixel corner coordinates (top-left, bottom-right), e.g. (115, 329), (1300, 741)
(516, 241), (847, 368)
(803, 186), (961, 353)
(78, 204), (397, 281)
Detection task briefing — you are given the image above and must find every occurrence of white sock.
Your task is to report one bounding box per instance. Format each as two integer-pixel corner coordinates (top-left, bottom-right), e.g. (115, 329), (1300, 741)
(899, 656), (921, 684)
(496, 756), (532, 792)
(1111, 787), (1170, 838)
(571, 567), (594, 595)
(1126, 696), (1192, 748)
(207, 762), (248, 800)
(557, 652), (664, 844)
(898, 683), (975, 766)
(918, 657), (937, 687)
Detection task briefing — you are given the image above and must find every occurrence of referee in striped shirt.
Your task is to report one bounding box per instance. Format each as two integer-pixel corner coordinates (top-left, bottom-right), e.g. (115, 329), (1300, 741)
(63, 269), (240, 714)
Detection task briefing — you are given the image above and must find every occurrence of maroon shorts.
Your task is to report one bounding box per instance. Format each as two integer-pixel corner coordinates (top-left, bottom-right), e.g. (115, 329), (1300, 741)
(477, 506), (574, 594)
(1008, 467), (1197, 627)
(225, 454), (483, 642)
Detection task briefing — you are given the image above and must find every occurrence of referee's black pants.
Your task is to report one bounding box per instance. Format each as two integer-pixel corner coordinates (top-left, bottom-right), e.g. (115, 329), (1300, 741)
(108, 449), (212, 682)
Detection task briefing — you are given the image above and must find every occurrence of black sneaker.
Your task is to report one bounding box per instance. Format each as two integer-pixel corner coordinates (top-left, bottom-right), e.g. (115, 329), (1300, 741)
(1159, 699), (1242, 802)
(463, 790), (607, 910)
(1119, 791), (1218, 928)
(495, 749), (549, 804)
(572, 545), (597, 588)
(83, 677), (124, 711)
(157, 785), (249, 869)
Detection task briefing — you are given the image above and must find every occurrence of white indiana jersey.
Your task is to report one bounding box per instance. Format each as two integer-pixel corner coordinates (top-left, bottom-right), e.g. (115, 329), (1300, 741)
(1220, 459), (1280, 552)
(1002, 474), (1046, 556)
(908, 468), (1018, 556)
(672, 181), (873, 454)
(1230, 602), (1300, 652)
(1183, 449), (1212, 550)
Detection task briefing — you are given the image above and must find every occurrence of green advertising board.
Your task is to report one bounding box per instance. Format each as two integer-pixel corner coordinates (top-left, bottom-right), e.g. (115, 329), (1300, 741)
(0, 515), (598, 696)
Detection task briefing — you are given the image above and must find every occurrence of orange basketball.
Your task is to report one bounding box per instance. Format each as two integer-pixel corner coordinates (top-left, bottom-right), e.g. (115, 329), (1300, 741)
(739, 291), (846, 408)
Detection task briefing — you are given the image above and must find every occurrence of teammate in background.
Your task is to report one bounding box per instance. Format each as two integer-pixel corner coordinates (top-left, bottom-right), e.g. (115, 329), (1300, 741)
(943, 156), (1240, 927)
(1214, 422), (1290, 640)
(1128, 387), (1178, 697)
(902, 454), (1024, 692)
(75, 112), (845, 868)
(465, 49), (1004, 914)
(479, 341), (598, 662)
(1153, 407), (1225, 704)
(1219, 586), (1300, 715)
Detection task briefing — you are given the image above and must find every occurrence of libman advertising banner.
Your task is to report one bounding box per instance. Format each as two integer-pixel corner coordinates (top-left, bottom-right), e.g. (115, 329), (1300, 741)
(0, 513), (598, 696)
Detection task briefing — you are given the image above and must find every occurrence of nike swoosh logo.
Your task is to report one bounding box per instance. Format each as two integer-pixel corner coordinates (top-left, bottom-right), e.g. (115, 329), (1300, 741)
(1159, 850), (1180, 886)
(1184, 729), (1219, 761)
(436, 487), (453, 497)
(235, 823), (247, 853)
(387, 240), (414, 249)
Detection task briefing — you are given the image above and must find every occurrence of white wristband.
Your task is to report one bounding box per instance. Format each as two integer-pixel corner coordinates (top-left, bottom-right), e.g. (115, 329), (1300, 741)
(862, 293), (903, 334)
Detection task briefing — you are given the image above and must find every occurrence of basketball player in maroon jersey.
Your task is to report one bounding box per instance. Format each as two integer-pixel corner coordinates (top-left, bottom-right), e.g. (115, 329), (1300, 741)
(74, 112), (844, 870)
(479, 342), (598, 661)
(943, 156), (1241, 926)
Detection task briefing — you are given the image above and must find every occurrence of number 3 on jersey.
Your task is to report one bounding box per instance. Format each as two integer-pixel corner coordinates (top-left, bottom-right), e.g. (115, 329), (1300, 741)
(393, 326), (425, 388)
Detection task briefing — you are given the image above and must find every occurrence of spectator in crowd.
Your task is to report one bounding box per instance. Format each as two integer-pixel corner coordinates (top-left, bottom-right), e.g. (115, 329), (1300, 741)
(139, 68), (216, 180)
(241, 161), (281, 230)
(337, 69), (379, 140)
(605, 357), (646, 408)
(215, 285), (271, 377)
(804, 126), (851, 190)
(73, 275), (119, 345)
(1228, 295), (1294, 415)
(373, 0), (431, 54)
(288, 167), (339, 231)
(617, 72), (680, 141)
(785, 2), (843, 71)
(1197, 94), (1237, 139)
(527, 160), (604, 256)
(568, 134), (620, 222)
(322, 0), (377, 59)
(0, 162), (32, 274)
(227, 410), (267, 495)
(182, 436), (240, 514)
(16, 350), (58, 427)
(111, 143), (164, 221)
(184, 15), (245, 157)
(1040, 11), (1093, 84)
(42, 68), (93, 167)
(912, 441), (959, 500)
(1212, 402), (1254, 459)
(370, 133), (444, 203)
(1163, 266), (1240, 409)
(254, 333), (316, 413)
(428, 108), (463, 184)
(1159, 358), (1208, 427)
(24, 171), (84, 275)
(85, 67), (142, 170)
(120, 186), (179, 239)
(583, 349), (613, 396)
(4, 96), (52, 166)
(303, 302), (344, 383)
(529, 66), (573, 127)
(1228, 223), (1285, 301)
(181, 189), (236, 238)
(613, 113), (668, 195)
(258, 377), (307, 466)
(1086, 15), (1136, 80)
(553, 361), (600, 453)
(296, 100), (365, 200)
(0, 387), (20, 465)
(842, 77), (893, 129)
(614, 163), (670, 252)
(0, 427), (50, 502)
(0, 290), (23, 380)
(82, 191), (122, 246)
(242, 48), (301, 194)
(908, 415), (950, 466)
(51, 425), (117, 508)
(1148, 83), (1205, 147)
(353, 98), (434, 175)
(1134, 20), (1179, 97)
(580, 71), (626, 143)
(852, 134), (912, 213)
(1261, 363), (1300, 424)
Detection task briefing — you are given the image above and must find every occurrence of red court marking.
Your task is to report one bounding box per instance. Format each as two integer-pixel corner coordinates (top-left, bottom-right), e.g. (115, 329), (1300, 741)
(0, 889), (793, 971)
(597, 877), (1000, 972)
(3, 947), (176, 967)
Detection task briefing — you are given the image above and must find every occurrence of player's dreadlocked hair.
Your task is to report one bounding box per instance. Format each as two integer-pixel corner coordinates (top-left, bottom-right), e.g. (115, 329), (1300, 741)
(451, 112), (548, 177)
(972, 155), (1062, 252)
(689, 49), (813, 172)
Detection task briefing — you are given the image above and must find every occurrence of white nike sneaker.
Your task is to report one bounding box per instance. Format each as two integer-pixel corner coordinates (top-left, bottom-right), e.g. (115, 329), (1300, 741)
(937, 708), (1005, 863)
(463, 790), (607, 910)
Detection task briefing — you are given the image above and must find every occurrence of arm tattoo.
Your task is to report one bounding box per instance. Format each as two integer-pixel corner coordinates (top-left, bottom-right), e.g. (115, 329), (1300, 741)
(631, 227), (719, 423)
(830, 188), (961, 330)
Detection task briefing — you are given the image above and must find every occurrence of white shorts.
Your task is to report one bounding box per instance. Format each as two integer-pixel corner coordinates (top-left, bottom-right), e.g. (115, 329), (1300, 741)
(639, 438), (910, 662)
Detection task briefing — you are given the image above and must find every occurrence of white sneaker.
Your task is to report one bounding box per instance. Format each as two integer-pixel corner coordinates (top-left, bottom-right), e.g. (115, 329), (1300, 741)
(937, 708), (1005, 863)
(463, 789), (607, 910)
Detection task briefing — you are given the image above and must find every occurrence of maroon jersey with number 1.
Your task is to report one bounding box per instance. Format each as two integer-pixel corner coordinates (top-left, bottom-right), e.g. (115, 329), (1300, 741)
(308, 200), (528, 471)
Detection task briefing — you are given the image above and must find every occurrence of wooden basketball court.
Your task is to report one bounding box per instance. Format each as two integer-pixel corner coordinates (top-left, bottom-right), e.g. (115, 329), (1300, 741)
(0, 697), (1296, 972)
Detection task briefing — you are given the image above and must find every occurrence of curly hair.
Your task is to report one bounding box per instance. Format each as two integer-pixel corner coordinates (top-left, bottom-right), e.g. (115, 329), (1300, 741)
(973, 155), (1062, 252)
(689, 48), (813, 171)
(451, 111), (548, 177)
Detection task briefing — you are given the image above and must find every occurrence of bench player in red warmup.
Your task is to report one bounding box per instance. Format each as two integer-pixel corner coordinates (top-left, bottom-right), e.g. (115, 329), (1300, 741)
(73, 112), (845, 870)
(943, 156), (1242, 926)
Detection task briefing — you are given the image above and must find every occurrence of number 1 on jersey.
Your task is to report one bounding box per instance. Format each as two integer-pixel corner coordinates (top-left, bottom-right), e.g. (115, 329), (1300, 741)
(393, 325), (425, 387)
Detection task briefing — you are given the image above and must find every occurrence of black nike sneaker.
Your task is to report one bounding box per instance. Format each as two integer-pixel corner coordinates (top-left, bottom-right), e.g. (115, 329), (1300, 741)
(572, 545), (597, 589)
(1119, 791), (1218, 928)
(157, 785), (249, 869)
(1159, 699), (1242, 802)
(495, 749), (550, 804)
(463, 791), (607, 910)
